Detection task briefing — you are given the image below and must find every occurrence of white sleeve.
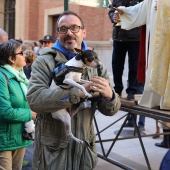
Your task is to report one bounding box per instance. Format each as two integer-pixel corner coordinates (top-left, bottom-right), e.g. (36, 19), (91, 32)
(118, 0), (150, 30)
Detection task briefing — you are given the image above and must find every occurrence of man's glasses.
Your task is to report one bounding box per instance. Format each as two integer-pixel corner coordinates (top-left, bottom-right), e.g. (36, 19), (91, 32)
(15, 51), (24, 56)
(57, 25), (84, 34)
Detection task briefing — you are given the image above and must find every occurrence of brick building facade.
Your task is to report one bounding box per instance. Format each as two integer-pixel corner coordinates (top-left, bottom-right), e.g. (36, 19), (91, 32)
(0, 0), (113, 75)
(0, 0), (113, 42)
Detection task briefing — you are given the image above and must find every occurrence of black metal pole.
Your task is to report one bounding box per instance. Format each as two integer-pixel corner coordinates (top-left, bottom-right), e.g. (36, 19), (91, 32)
(64, 0), (69, 11)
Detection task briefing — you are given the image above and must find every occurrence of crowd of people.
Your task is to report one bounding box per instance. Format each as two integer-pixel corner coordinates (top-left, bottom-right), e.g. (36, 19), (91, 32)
(0, 11), (121, 170)
(0, 0), (170, 169)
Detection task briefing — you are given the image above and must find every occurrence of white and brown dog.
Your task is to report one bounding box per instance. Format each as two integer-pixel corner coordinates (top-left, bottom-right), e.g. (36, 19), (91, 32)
(50, 48), (100, 144)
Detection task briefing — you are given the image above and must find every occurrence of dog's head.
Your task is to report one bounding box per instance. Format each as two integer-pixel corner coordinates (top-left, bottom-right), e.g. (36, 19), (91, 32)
(75, 48), (100, 68)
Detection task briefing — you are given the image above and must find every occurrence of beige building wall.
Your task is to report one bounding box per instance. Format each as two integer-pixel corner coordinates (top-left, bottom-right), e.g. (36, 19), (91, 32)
(15, 0), (28, 40)
(14, 0), (112, 42)
(44, 6), (63, 36)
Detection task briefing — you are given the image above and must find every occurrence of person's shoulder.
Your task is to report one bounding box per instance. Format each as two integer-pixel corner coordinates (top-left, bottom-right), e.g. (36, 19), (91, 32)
(38, 47), (57, 56)
(37, 47), (57, 62)
(0, 68), (12, 78)
(0, 68), (14, 84)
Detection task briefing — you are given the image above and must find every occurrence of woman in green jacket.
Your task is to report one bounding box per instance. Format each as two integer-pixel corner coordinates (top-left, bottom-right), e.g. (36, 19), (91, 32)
(0, 39), (36, 170)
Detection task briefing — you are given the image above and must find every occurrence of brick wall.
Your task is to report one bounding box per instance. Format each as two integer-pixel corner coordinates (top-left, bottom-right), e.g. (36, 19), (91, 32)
(23, 0), (113, 42)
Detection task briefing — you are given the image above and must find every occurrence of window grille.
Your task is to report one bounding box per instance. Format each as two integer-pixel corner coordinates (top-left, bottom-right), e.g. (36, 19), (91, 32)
(4, 0), (15, 39)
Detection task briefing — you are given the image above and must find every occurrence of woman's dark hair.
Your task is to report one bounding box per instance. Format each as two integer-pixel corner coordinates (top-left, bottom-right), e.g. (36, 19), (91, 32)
(0, 39), (21, 66)
(56, 11), (85, 29)
(33, 42), (38, 46)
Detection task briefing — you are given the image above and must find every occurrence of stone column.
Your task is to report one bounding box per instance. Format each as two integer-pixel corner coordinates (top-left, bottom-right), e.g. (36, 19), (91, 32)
(15, 0), (27, 39)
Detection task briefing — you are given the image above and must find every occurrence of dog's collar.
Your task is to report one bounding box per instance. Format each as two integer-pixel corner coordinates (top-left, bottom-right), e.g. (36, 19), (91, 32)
(67, 66), (84, 73)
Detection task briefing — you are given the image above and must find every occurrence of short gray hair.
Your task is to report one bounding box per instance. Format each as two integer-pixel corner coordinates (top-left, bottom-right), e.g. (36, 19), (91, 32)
(0, 28), (8, 37)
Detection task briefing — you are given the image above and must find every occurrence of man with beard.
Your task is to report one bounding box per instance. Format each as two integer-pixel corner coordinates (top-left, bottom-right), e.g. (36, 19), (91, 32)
(26, 11), (121, 170)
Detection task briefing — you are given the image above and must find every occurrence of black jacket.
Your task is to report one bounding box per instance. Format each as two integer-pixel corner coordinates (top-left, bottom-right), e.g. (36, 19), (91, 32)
(24, 65), (32, 79)
(108, 0), (142, 42)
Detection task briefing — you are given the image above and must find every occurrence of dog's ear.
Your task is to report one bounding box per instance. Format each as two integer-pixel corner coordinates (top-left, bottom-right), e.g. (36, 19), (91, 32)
(75, 48), (84, 60)
(75, 48), (83, 54)
(75, 53), (81, 60)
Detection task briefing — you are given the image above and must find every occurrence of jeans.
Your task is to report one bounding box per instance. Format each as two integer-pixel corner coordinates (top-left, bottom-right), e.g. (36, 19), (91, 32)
(112, 40), (140, 95)
(127, 82), (145, 127)
(127, 114), (145, 127)
(138, 115), (145, 127)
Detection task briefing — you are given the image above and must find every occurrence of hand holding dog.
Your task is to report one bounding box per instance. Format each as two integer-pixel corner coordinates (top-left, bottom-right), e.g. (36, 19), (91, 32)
(90, 76), (113, 101)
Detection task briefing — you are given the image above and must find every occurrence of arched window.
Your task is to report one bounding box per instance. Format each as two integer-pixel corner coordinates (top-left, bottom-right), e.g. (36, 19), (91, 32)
(4, 0), (15, 39)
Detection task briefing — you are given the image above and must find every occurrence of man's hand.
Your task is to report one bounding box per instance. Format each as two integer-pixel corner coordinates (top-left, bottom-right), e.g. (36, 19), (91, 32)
(89, 76), (113, 101)
(116, 8), (124, 15)
(113, 13), (119, 23)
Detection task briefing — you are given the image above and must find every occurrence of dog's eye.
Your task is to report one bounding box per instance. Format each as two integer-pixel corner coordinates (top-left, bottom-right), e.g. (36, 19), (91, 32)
(87, 56), (94, 62)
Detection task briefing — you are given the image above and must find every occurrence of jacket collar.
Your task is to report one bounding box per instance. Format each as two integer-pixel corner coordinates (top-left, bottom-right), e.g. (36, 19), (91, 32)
(51, 40), (88, 60)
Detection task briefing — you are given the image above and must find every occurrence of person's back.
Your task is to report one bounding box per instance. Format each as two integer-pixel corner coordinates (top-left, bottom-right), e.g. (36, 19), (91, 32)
(23, 50), (36, 79)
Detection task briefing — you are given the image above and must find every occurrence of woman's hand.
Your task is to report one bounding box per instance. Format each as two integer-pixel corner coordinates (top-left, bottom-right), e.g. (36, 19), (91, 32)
(31, 111), (37, 120)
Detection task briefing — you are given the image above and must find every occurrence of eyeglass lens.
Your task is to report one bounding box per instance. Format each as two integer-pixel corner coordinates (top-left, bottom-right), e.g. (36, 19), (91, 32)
(58, 25), (82, 34)
(15, 51), (24, 56)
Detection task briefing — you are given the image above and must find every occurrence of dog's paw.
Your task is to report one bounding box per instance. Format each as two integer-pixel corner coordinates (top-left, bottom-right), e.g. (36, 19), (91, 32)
(86, 93), (92, 98)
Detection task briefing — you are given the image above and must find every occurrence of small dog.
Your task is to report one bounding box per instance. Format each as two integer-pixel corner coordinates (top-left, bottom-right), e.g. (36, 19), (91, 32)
(50, 48), (100, 143)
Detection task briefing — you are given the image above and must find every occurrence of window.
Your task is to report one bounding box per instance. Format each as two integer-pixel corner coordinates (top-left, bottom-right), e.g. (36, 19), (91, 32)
(4, 0), (15, 39)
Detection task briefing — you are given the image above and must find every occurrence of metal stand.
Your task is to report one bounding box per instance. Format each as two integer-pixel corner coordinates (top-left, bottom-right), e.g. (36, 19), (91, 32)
(95, 98), (170, 169)
(94, 112), (151, 170)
